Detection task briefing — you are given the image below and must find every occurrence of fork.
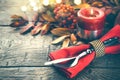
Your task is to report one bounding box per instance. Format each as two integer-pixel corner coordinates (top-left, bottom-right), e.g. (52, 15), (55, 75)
(44, 37), (119, 67)
(69, 37), (119, 67)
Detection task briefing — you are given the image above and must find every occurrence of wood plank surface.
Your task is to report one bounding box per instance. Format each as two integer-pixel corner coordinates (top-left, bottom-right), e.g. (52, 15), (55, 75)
(0, 0), (120, 80)
(0, 67), (120, 80)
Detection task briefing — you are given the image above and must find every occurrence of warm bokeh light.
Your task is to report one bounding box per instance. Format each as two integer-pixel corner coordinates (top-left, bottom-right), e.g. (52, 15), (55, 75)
(21, 6), (27, 12)
(33, 6), (38, 11)
(43, 0), (49, 6)
(74, 0), (81, 5)
(56, 0), (62, 3)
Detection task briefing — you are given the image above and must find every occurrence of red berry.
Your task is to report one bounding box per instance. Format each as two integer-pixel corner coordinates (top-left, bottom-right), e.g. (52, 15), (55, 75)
(70, 25), (74, 29)
(55, 16), (59, 19)
(54, 4), (77, 29)
(54, 9), (57, 14)
(67, 17), (71, 20)
(62, 20), (66, 24)
(73, 19), (77, 23)
(70, 15), (74, 19)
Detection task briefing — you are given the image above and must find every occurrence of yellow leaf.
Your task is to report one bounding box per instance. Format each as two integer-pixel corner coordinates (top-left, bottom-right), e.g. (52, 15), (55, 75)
(91, 1), (103, 7)
(40, 22), (50, 35)
(70, 33), (77, 44)
(51, 35), (70, 44)
(31, 23), (42, 35)
(75, 41), (84, 46)
(73, 3), (90, 9)
(77, 31), (83, 38)
(51, 28), (71, 36)
(61, 38), (70, 49)
(41, 14), (55, 22)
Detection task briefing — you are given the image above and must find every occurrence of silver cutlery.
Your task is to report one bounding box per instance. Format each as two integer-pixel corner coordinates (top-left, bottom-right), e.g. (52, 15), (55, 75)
(44, 37), (119, 67)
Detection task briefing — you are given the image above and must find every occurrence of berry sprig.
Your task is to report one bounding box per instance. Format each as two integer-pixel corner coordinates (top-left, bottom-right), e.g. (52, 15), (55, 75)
(54, 4), (78, 29)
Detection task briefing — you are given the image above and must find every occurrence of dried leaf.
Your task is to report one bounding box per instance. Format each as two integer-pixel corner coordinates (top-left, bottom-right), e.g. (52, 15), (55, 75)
(114, 0), (120, 6)
(20, 23), (34, 34)
(77, 31), (83, 38)
(110, 0), (120, 6)
(105, 8), (112, 15)
(51, 35), (70, 44)
(10, 21), (27, 27)
(73, 3), (90, 9)
(10, 14), (27, 27)
(75, 41), (84, 46)
(70, 33), (77, 44)
(91, 1), (104, 7)
(11, 15), (22, 19)
(32, 13), (39, 22)
(31, 23), (43, 35)
(61, 38), (70, 49)
(40, 22), (50, 35)
(51, 28), (71, 36)
(114, 12), (120, 25)
(41, 14), (55, 22)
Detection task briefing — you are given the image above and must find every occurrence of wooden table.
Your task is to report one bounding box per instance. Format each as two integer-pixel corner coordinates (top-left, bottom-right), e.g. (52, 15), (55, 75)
(0, 0), (120, 80)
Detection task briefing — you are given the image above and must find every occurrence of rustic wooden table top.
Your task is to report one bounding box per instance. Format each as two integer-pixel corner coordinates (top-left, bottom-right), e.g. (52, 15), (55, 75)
(0, 0), (120, 80)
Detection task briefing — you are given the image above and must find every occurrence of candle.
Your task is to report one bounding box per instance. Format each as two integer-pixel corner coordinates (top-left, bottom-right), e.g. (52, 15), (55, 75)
(74, 0), (81, 5)
(77, 7), (105, 41)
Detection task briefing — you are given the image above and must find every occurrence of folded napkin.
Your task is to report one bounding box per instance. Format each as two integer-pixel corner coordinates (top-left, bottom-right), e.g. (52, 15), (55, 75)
(49, 24), (120, 78)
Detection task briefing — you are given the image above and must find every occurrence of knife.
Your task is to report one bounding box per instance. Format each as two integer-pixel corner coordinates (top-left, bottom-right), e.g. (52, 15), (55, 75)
(44, 37), (119, 66)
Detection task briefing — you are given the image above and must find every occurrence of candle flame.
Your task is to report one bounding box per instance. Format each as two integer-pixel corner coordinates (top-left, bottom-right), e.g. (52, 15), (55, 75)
(21, 6), (27, 12)
(43, 0), (49, 6)
(56, 0), (62, 3)
(90, 8), (94, 15)
(74, 0), (81, 5)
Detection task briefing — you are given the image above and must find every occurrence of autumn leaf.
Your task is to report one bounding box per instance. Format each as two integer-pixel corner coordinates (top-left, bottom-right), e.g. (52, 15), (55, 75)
(51, 35), (70, 44)
(73, 3), (90, 9)
(11, 15), (22, 19)
(40, 22), (50, 35)
(114, 12), (120, 25)
(91, 1), (104, 7)
(61, 38), (70, 49)
(20, 23), (34, 34)
(70, 33), (77, 44)
(41, 14), (56, 22)
(31, 23), (43, 35)
(75, 41), (84, 46)
(51, 28), (71, 36)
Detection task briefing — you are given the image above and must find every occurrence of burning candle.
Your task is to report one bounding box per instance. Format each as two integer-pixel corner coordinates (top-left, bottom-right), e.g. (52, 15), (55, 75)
(77, 7), (105, 41)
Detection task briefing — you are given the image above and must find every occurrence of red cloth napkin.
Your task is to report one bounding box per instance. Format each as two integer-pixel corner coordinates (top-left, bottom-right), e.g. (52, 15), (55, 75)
(49, 24), (120, 78)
